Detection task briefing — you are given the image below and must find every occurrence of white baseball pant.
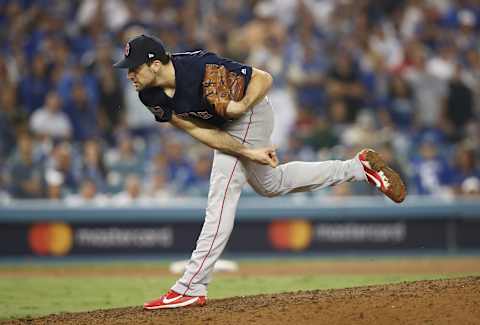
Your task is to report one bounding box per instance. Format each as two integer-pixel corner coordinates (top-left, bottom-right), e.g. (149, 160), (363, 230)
(171, 97), (366, 296)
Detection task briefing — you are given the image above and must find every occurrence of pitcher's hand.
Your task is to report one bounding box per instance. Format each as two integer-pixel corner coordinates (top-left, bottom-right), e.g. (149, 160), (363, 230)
(243, 147), (279, 168)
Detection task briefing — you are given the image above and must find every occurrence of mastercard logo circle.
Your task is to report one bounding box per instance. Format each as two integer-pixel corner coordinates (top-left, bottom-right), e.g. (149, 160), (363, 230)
(28, 223), (73, 256)
(268, 220), (312, 251)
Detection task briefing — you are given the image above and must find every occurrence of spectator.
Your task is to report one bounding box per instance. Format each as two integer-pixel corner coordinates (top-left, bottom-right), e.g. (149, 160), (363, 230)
(5, 133), (44, 198)
(452, 9), (478, 51)
(450, 143), (480, 195)
(341, 110), (388, 149)
(280, 134), (316, 163)
(245, 7), (295, 147)
(57, 61), (100, 114)
(45, 169), (64, 201)
(81, 140), (107, 192)
(368, 22), (404, 70)
(187, 154), (213, 196)
(382, 76), (415, 132)
(0, 85), (27, 161)
(17, 55), (51, 114)
(426, 44), (457, 81)
(403, 44), (447, 128)
(77, 0), (130, 32)
(287, 1), (328, 113)
(441, 65), (475, 142)
(88, 39), (125, 142)
(287, 36), (327, 114)
(410, 135), (453, 196)
(461, 176), (480, 197)
(46, 141), (79, 194)
(328, 99), (350, 137)
(29, 91), (72, 141)
(326, 52), (365, 123)
(65, 179), (109, 206)
(464, 49), (480, 114)
(64, 81), (99, 142)
(105, 133), (144, 192)
(44, 37), (75, 82)
(145, 153), (175, 200)
(302, 115), (339, 152)
(164, 141), (195, 193)
(361, 53), (390, 109)
(112, 174), (144, 206)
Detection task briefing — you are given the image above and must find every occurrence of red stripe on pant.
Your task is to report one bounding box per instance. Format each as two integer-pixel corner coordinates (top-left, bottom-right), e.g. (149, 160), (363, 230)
(183, 111), (254, 296)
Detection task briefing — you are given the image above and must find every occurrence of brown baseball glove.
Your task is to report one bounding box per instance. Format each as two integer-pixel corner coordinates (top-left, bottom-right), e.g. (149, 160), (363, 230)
(203, 64), (245, 118)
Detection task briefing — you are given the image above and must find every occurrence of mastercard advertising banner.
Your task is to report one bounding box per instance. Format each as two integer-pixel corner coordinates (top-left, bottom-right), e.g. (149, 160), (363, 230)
(0, 222), (198, 257)
(29, 223), (73, 256)
(0, 218), (479, 257)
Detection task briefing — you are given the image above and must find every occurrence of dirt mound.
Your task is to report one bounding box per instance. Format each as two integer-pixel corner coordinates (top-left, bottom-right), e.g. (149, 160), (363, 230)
(5, 277), (480, 325)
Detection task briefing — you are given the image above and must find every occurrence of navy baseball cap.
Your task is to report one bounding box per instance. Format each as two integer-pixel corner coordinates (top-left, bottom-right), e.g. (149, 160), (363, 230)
(114, 34), (169, 69)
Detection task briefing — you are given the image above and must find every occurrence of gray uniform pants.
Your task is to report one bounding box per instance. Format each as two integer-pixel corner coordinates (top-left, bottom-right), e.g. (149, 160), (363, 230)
(171, 97), (366, 296)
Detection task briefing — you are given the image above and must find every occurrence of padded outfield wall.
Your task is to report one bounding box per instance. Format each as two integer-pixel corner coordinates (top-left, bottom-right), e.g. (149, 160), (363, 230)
(0, 197), (479, 258)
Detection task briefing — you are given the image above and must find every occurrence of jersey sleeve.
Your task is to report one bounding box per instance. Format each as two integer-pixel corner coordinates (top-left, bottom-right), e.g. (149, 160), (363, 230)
(138, 87), (173, 123)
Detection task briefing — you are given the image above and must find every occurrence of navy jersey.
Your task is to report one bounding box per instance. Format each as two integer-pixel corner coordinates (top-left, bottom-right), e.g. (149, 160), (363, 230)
(139, 50), (252, 127)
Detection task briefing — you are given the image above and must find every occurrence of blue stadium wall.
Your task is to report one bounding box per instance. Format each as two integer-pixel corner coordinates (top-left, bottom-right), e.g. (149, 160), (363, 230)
(0, 197), (479, 258)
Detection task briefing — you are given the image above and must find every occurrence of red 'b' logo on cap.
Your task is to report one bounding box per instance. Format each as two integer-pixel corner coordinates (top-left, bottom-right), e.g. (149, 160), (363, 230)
(124, 43), (130, 57)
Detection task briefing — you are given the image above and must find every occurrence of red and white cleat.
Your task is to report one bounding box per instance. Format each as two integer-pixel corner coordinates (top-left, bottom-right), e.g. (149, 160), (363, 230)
(143, 290), (207, 310)
(357, 148), (407, 203)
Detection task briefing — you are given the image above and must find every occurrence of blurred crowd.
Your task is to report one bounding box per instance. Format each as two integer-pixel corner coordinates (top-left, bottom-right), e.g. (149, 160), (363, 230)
(1, 0), (480, 204)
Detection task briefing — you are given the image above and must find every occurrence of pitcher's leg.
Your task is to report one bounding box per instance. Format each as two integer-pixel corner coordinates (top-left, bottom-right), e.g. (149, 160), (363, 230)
(244, 157), (366, 197)
(171, 151), (246, 296)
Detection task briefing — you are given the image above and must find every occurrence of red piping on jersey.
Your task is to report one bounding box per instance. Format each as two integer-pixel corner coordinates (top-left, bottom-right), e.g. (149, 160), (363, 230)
(183, 110), (254, 296)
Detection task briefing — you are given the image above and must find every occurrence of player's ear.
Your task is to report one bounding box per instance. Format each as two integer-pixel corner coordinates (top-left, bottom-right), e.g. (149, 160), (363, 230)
(149, 60), (163, 72)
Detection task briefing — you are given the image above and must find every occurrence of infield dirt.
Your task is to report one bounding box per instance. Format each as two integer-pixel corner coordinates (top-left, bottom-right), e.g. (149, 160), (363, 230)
(4, 276), (480, 325)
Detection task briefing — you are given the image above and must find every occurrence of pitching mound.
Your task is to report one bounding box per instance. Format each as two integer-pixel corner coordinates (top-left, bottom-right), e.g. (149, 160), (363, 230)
(6, 277), (480, 325)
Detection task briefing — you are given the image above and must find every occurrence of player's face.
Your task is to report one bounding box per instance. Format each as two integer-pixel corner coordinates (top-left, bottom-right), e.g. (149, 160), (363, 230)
(127, 64), (155, 91)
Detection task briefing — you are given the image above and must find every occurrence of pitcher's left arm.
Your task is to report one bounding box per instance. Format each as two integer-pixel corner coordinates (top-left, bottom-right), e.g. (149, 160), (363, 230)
(225, 68), (273, 119)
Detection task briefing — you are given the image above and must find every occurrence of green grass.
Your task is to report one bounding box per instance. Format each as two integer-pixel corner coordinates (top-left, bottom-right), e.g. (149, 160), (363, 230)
(0, 272), (476, 320)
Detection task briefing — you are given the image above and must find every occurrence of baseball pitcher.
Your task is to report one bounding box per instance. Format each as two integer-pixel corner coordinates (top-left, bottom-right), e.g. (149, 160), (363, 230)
(113, 35), (406, 310)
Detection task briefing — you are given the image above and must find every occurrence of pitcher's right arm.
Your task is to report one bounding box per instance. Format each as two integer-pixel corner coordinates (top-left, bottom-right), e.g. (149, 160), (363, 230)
(169, 114), (278, 167)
